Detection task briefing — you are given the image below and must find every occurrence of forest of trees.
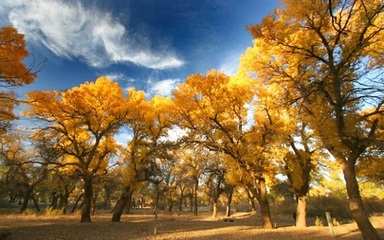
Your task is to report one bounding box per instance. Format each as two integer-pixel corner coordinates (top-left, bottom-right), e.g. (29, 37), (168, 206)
(0, 1), (383, 239)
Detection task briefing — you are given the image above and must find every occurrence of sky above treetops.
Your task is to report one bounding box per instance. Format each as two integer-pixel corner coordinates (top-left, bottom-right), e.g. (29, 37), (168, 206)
(1, 0), (279, 97)
(1, 0), (279, 142)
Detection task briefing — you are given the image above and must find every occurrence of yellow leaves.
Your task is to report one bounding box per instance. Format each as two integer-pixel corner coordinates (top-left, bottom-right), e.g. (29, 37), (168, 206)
(0, 25), (35, 86)
(174, 70), (253, 130)
(24, 76), (129, 178)
(0, 90), (17, 121)
(26, 76), (127, 134)
(0, 25), (36, 126)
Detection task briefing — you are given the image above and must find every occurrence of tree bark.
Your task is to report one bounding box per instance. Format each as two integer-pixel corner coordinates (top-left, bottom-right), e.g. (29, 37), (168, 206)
(247, 190), (257, 213)
(71, 193), (83, 213)
(225, 187), (233, 217)
(342, 161), (379, 240)
(124, 193), (132, 214)
(212, 200), (218, 218)
(193, 181), (198, 216)
(19, 187), (33, 213)
(295, 195), (307, 227)
(254, 179), (273, 229)
(178, 186), (185, 212)
(31, 195), (40, 212)
(50, 191), (59, 209)
(80, 174), (93, 222)
(111, 186), (131, 222)
(167, 194), (173, 214)
(189, 193), (193, 212)
(178, 197), (183, 212)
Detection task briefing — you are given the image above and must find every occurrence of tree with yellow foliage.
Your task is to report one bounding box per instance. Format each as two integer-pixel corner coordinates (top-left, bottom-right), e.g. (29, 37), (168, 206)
(173, 70), (281, 228)
(240, 0), (384, 238)
(112, 89), (175, 221)
(0, 25), (43, 132)
(357, 109), (384, 186)
(0, 130), (48, 212)
(283, 123), (326, 227)
(251, 78), (325, 227)
(24, 77), (128, 222)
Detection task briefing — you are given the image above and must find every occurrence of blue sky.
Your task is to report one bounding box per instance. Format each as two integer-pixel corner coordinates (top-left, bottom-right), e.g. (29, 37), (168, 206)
(1, 0), (279, 98)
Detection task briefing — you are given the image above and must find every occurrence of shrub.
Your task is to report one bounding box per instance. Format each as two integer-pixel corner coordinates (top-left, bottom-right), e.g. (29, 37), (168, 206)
(307, 196), (350, 220)
(44, 207), (63, 217)
(314, 216), (323, 226)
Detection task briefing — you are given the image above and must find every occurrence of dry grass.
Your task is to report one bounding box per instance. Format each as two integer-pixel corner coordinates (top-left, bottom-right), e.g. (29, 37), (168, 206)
(0, 210), (383, 240)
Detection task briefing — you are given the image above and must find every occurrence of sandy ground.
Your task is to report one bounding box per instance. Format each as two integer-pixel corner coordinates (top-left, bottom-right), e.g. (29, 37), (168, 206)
(0, 211), (383, 240)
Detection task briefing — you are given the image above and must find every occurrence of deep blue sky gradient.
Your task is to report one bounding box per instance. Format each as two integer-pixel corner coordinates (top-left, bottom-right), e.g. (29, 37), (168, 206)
(1, 0), (279, 99)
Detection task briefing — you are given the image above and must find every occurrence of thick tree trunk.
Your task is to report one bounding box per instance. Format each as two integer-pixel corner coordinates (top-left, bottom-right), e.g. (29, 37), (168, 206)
(255, 179), (273, 229)
(295, 195), (307, 227)
(342, 161), (379, 240)
(111, 186), (131, 222)
(81, 175), (93, 222)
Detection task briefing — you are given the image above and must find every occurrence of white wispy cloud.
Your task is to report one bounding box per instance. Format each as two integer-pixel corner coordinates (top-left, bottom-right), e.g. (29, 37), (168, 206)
(2, 0), (184, 69)
(217, 50), (242, 75)
(148, 78), (181, 97)
(105, 73), (135, 83)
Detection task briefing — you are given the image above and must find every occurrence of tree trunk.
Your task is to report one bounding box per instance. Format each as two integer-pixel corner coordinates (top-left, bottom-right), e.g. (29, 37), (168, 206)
(71, 193), (83, 213)
(111, 186), (131, 222)
(81, 174), (93, 222)
(31, 195), (40, 212)
(247, 190), (257, 213)
(342, 161), (379, 240)
(61, 187), (73, 214)
(154, 190), (160, 212)
(167, 196), (173, 213)
(124, 193), (132, 214)
(50, 192), (59, 209)
(212, 200), (218, 218)
(225, 187), (233, 217)
(193, 183), (198, 216)
(295, 195), (307, 227)
(178, 186), (184, 212)
(19, 187), (33, 213)
(255, 179), (273, 229)
(62, 194), (69, 214)
(189, 193), (193, 212)
(179, 197), (183, 212)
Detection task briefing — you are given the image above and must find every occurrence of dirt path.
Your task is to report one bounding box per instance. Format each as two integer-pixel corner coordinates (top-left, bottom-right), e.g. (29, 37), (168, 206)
(0, 212), (383, 239)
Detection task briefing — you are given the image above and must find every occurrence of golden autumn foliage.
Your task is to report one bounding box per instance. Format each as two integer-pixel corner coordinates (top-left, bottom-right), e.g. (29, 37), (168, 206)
(0, 26), (37, 129)
(0, 25), (35, 86)
(115, 88), (175, 193)
(24, 76), (127, 175)
(173, 69), (285, 228)
(241, 0), (384, 237)
(24, 76), (130, 222)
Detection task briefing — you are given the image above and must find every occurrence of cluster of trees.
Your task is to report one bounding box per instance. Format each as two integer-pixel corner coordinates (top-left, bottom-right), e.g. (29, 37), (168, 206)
(0, 1), (383, 239)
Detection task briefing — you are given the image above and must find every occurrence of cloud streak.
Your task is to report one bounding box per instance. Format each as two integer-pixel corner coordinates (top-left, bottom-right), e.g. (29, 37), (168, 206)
(2, 0), (183, 69)
(148, 78), (181, 97)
